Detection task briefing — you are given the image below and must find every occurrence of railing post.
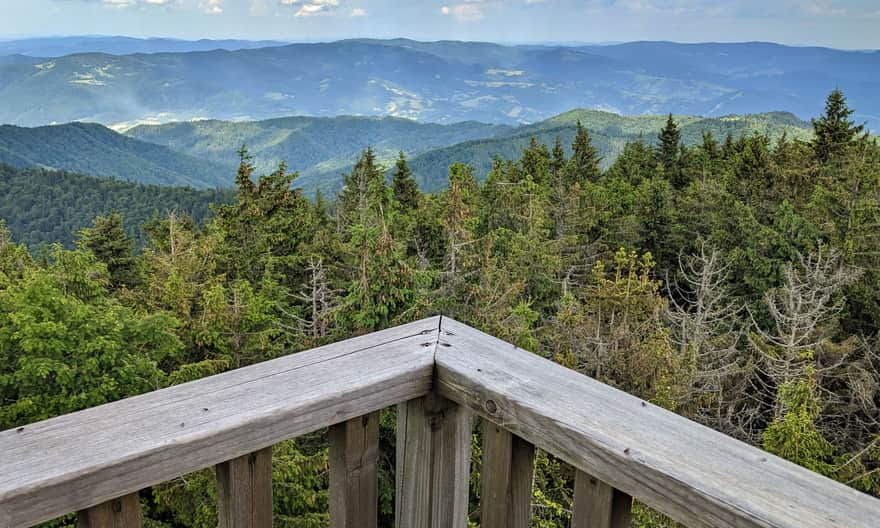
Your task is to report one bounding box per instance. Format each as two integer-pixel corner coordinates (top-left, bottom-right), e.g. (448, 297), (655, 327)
(396, 394), (472, 528)
(572, 470), (632, 528)
(329, 412), (380, 528)
(215, 446), (273, 528)
(76, 493), (142, 528)
(480, 422), (535, 528)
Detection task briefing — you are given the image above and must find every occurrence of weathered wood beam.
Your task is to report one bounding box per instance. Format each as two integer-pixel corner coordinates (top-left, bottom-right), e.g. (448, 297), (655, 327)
(480, 422), (534, 528)
(0, 317), (439, 528)
(76, 493), (142, 528)
(395, 394), (472, 528)
(435, 316), (880, 528)
(329, 412), (379, 528)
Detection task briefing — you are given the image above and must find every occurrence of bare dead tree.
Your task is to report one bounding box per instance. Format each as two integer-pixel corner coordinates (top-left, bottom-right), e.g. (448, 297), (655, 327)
(751, 246), (862, 385)
(279, 257), (340, 343)
(667, 241), (750, 435)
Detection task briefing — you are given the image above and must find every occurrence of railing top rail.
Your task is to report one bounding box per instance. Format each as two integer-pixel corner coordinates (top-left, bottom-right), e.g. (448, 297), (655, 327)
(435, 317), (880, 528)
(0, 317), (440, 528)
(3, 315), (880, 528)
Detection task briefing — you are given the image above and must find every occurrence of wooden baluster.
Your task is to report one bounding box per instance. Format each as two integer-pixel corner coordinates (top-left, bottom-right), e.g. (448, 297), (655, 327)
(76, 493), (142, 528)
(396, 394), (472, 528)
(572, 470), (632, 528)
(215, 447), (273, 528)
(329, 411), (380, 528)
(480, 422), (535, 528)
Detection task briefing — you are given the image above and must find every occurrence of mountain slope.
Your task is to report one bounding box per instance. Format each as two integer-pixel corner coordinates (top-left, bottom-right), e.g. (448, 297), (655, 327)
(408, 111), (814, 191)
(126, 115), (510, 187)
(0, 39), (876, 129)
(0, 122), (234, 188)
(0, 163), (233, 248)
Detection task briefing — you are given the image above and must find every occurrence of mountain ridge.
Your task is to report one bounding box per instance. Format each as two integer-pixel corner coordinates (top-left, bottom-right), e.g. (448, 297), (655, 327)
(0, 39), (876, 129)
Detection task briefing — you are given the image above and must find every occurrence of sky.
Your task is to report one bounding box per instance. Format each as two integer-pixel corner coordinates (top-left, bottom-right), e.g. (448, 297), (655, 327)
(1, 0), (879, 49)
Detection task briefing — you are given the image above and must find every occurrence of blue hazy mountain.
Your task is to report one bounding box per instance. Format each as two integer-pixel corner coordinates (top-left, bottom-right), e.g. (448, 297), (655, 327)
(0, 36), (288, 57)
(0, 39), (876, 130)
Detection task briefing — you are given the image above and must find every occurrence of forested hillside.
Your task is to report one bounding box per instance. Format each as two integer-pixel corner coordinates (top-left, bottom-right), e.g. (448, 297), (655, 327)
(0, 122), (234, 187)
(0, 163), (233, 248)
(409, 110), (812, 191)
(127, 109), (811, 193)
(1, 90), (877, 527)
(126, 115), (510, 189)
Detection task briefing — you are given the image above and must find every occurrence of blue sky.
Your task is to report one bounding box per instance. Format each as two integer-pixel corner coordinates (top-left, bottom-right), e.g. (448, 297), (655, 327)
(1, 0), (879, 49)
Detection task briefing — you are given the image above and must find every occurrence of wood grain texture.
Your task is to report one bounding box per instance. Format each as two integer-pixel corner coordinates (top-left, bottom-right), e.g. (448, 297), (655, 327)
(435, 317), (880, 528)
(572, 471), (631, 528)
(395, 394), (472, 528)
(216, 447), (273, 528)
(480, 422), (534, 528)
(76, 493), (142, 528)
(0, 317), (439, 528)
(329, 412), (379, 528)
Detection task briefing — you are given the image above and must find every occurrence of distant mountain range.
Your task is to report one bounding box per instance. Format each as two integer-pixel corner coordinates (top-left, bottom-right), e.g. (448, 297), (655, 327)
(0, 110), (814, 193)
(0, 36), (288, 57)
(0, 38), (876, 130)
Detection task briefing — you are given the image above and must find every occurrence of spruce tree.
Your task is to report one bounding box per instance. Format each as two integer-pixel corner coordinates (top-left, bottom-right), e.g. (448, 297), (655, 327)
(77, 212), (138, 290)
(338, 149), (416, 332)
(657, 113), (683, 186)
(391, 151), (420, 212)
(568, 121), (601, 183)
(812, 89), (865, 162)
(701, 130), (719, 160)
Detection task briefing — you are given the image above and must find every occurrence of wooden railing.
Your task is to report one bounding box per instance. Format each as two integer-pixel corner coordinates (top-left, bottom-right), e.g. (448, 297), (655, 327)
(1, 316), (879, 528)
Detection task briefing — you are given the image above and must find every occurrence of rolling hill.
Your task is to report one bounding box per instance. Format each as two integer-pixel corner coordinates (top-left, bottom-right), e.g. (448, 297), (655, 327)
(408, 110), (815, 191)
(126, 115), (510, 186)
(125, 110), (814, 193)
(0, 122), (234, 188)
(0, 39), (876, 130)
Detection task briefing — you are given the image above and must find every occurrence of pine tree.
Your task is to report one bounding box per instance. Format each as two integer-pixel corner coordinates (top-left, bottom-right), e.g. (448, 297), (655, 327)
(812, 89), (865, 163)
(214, 149), (312, 287)
(568, 121), (601, 183)
(657, 113), (683, 187)
(338, 149), (417, 332)
(551, 136), (566, 179)
(77, 212), (139, 291)
(520, 137), (552, 186)
(701, 130), (720, 161)
(391, 151), (420, 212)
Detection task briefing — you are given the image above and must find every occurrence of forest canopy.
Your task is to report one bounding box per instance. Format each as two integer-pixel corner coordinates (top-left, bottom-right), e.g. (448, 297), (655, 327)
(1, 90), (878, 527)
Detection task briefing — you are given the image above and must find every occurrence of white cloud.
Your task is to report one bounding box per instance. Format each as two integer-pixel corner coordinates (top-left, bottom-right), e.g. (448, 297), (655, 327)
(351, 7), (366, 16)
(280, 0), (341, 17)
(440, 2), (487, 22)
(92, 0), (172, 8)
(200, 0), (222, 14)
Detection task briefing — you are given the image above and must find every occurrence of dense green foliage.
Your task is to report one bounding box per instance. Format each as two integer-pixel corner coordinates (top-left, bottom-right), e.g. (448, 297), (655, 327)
(2, 91), (879, 526)
(0, 122), (233, 187)
(0, 163), (233, 248)
(127, 115), (510, 191)
(408, 110), (814, 191)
